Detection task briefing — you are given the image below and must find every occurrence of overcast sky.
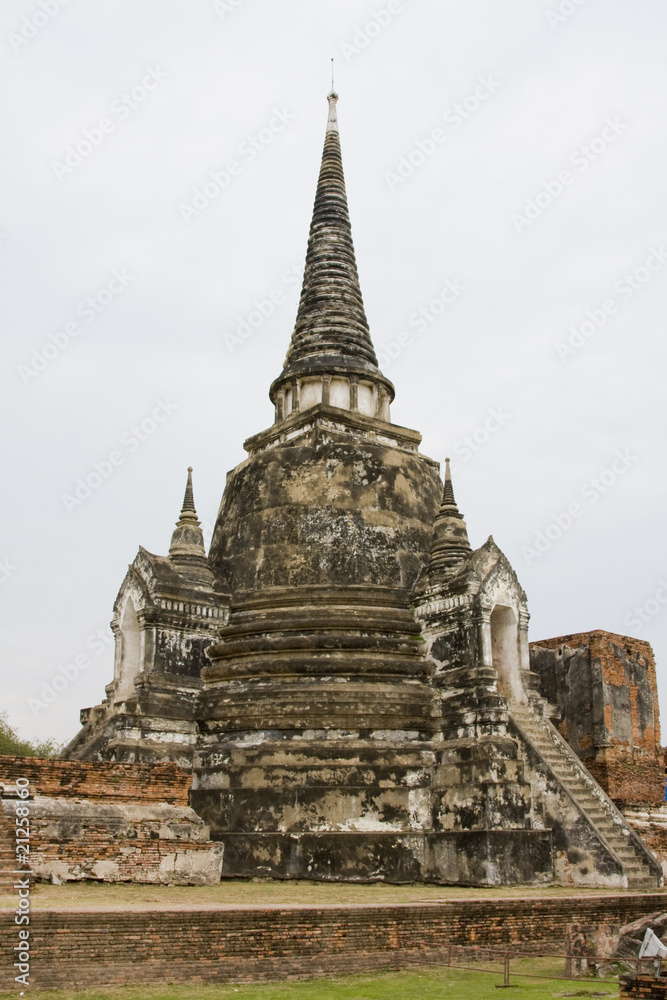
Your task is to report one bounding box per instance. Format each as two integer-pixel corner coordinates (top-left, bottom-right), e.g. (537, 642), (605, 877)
(1, 0), (666, 746)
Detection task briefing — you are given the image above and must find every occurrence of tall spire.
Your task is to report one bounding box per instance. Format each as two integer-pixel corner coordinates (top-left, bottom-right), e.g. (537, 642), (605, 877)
(427, 459), (472, 579)
(285, 90), (376, 369)
(441, 458), (459, 509)
(270, 90), (394, 419)
(169, 467), (207, 564)
(180, 466), (197, 515)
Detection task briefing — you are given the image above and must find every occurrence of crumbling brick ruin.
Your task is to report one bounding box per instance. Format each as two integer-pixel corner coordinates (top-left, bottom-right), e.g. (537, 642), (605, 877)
(531, 631), (667, 877)
(530, 631), (664, 810)
(0, 758), (222, 887)
(29, 91), (664, 889)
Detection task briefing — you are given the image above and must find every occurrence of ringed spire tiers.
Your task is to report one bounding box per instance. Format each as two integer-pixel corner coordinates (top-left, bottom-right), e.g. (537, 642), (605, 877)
(169, 467), (208, 566)
(427, 459), (473, 579)
(270, 91), (394, 424)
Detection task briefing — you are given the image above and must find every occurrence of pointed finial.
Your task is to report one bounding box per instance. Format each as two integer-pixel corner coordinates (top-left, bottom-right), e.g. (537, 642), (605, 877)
(442, 457), (457, 507)
(331, 57), (335, 92)
(180, 466), (197, 516)
(327, 86), (339, 133)
(426, 458), (472, 579)
(169, 465), (211, 573)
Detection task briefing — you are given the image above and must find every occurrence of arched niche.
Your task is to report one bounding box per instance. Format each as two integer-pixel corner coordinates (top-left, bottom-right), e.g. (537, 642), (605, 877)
(116, 598), (142, 701)
(490, 604), (524, 704)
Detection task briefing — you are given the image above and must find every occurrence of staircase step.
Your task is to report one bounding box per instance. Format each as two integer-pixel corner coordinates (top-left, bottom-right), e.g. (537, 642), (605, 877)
(513, 707), (660, 888)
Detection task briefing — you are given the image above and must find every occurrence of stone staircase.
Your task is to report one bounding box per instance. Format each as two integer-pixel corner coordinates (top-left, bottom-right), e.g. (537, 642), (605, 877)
(512, 702), (661, 890)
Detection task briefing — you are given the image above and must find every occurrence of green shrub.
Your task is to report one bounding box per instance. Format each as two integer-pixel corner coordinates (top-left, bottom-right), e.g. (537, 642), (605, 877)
(0, 710), (64, 758)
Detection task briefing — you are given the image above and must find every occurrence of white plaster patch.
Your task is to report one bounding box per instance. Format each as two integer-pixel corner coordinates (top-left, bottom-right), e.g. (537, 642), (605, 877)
(91, 861), (121, 878)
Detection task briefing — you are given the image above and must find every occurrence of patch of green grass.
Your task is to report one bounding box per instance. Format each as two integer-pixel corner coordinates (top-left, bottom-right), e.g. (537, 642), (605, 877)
(0, 961), (619, 1000)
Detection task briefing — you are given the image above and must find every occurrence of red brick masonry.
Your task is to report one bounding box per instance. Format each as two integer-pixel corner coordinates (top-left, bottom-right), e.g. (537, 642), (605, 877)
(0, 756), (220, 887)
(531, 631), (665, 809)
(0, 756), (191, 804)
(1, 894), (666, 990)
(620, 974), (667, 998)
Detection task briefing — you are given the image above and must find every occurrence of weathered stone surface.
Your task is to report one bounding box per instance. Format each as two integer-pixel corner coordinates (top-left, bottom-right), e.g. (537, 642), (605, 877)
(209, 412), (440, 594)
(615, 910), (667, 959)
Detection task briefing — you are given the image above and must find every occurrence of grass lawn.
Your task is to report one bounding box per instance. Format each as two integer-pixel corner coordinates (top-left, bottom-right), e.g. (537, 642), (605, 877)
(0, 878), (663, 911)
(0, 960), (622, 999)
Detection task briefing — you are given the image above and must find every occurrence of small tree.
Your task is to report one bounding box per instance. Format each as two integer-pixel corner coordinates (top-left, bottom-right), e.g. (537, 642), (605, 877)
(0, 712), (64, 758)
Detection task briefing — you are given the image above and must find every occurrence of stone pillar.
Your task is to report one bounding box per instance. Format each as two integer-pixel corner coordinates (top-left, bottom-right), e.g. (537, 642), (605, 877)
(291, 379), (300, 412)
(518, 608), (530, 671)
(140, 622), (154, 676)
(477, 601), (493, 669)
(321, 375), (331, 406)
(590, 636), (611, 749)
(274, 392), (285, 423)
(518, 607), (539, 700)
(349, 376), (359, 411)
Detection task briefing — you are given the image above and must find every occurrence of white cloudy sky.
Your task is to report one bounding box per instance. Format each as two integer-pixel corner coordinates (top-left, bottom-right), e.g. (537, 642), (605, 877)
(1, 0), (666, 746)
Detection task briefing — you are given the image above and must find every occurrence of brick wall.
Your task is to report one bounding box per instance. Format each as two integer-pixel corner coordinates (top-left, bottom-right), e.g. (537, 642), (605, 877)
(530, 631), (665, 809)
(587, 753), (666, 811)
(0, 805), (15, 889)
(625, 816), (667, 877)
(620, 974), (667, 998)
(0, 756), (191, 805)
(1, 893), (665, 989)
(637, 826), (667, 861)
